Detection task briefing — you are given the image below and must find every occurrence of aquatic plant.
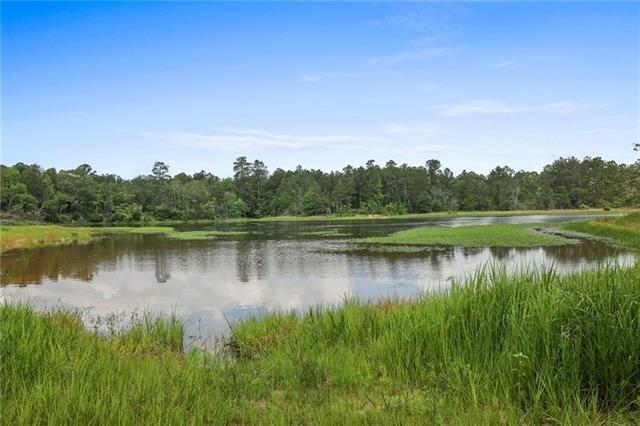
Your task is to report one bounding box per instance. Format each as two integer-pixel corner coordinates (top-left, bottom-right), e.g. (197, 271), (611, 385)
(3, 263), (640, 423)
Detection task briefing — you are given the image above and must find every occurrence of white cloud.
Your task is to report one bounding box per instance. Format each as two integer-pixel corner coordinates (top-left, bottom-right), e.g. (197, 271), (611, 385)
(487, 61), (515, 69)
(547, 101), (608, 112)
(486, 61), (529, 69)
(434, 100), (519, 116)
(145, 123), (456, 154)
(370, 4), (471, 37)
(433, 99), (608, 117)
(384, 122), (441, 137)
(594, 114), (638, 123)
(145, 128), (383, 150)
(297, 72), (365, 82)
(296, 71), (402, 83)
(413, 144), (452, 153)
(370, 47), (454, 65)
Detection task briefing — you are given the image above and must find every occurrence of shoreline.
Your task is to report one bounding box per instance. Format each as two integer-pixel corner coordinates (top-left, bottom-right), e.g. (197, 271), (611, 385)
(4, 262), (639, 423)
(2, 209), (636, 253)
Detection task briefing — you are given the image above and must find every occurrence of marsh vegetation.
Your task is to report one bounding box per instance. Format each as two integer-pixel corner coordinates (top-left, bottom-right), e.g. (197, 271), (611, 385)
(356, 223), (574, 249)
(3, 263), (640, 424)
(2, 213), (639, 423)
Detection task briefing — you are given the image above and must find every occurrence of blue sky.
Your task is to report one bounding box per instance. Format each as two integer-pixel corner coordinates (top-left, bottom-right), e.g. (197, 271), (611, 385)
(2, 2), (638, 177)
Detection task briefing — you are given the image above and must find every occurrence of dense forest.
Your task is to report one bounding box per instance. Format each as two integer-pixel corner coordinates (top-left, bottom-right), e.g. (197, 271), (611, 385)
(1, 155), (639, 223)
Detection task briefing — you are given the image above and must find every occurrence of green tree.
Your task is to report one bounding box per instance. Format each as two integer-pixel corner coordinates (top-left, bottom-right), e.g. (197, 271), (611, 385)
(301, 184), (328, 216)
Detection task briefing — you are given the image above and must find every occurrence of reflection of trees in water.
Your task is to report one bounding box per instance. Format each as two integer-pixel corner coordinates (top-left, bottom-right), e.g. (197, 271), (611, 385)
(0, 235), (190, 286)
(234, 240), (269, 283)
(153, 249), (170, 283)
(1, 246), (95, 285)
(479, 243), (626, 266)
(542, 242), (623, 264)
(341, 247), (459, 280)
(1, 232), (632, 287)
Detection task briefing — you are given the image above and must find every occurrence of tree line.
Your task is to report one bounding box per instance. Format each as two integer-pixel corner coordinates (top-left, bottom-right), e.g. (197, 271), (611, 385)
(1, 155), (639, 223)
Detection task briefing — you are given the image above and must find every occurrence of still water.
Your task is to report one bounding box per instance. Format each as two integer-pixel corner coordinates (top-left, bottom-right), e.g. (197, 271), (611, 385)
(1, 215), (635, 346)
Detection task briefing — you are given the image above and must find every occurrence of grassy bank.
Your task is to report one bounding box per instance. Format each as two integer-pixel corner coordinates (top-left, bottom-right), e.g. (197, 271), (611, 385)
(560, 213), (640, 249)
(356, 223), (574, 248)
(0, 225), (95, 253)
(3, 263), (640, 424)
(0, 208), (632, 253)
(0, 226), (250, 252)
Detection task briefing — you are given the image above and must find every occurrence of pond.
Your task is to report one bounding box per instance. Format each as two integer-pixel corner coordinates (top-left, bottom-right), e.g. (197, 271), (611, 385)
(1, 215), (635, 347)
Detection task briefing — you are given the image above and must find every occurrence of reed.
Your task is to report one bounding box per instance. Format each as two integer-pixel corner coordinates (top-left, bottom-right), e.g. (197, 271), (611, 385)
(2, 263), (639, 424)
(561, 212), (640, 249)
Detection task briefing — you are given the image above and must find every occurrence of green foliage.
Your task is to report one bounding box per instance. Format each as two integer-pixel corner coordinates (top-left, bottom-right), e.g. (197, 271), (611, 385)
(383, 202), (408, 216)
(301, 184), (328, 216)
(1, 155), (639, 223)
(112, 203), (143, 222)
(3, 264), (640, 423)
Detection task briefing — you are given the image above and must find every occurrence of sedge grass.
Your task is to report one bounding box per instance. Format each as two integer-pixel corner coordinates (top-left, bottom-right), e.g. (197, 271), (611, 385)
(2, 263), (640, 424)
(561, 212), (640, 249)
(97, 227), (247, 240)
(356, 223), (575, 249)
(0, 225), (95, 253)
(0, 226), (249, 252)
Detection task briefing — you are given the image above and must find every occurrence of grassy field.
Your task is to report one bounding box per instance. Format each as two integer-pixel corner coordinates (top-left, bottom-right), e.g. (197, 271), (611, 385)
(0, 225), (95, 253)
(357, 223), (575, 248)
(560, 212), (640, 249)
(2, 263), (639, 424)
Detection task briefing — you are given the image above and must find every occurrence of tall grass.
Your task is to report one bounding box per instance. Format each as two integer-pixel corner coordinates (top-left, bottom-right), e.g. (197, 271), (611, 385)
(3, 263), (640, 424)
(561, 212), (640, 249)
(0, 225), (95, 253)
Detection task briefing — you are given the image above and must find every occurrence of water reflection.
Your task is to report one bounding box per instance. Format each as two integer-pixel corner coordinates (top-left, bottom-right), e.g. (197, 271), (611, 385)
(1, 215), (635, 346)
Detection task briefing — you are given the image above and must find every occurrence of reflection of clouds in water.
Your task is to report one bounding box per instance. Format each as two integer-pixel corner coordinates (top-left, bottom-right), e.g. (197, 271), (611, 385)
(1, 215), (635, 346)
(1, 271), (356, 347)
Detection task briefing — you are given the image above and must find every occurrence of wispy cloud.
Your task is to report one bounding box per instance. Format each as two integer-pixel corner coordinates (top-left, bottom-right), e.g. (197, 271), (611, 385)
(296, 71), (402, 83)
(145, 128), (383, 150)
(486, 61), (528, 69)
(370, 4), (471, 38)
(146, 123), (455, 154)
(433, 99), (608, 117)
(547, 101), (609, 111)
(433, 100), (518, 116)
(371, 47), (454, 65)
(413, 144), (452, 153)
(384, 123), (450, 153)
(384, 122), (441, 137)
(297, 72), (366, 83)
(594, 114), (638, 123)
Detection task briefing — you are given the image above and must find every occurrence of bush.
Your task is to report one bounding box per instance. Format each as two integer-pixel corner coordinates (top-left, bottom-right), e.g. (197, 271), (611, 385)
(112, 203), (143, 222)
(383, 202), (408, 216)
(88, 213), (104, 223)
